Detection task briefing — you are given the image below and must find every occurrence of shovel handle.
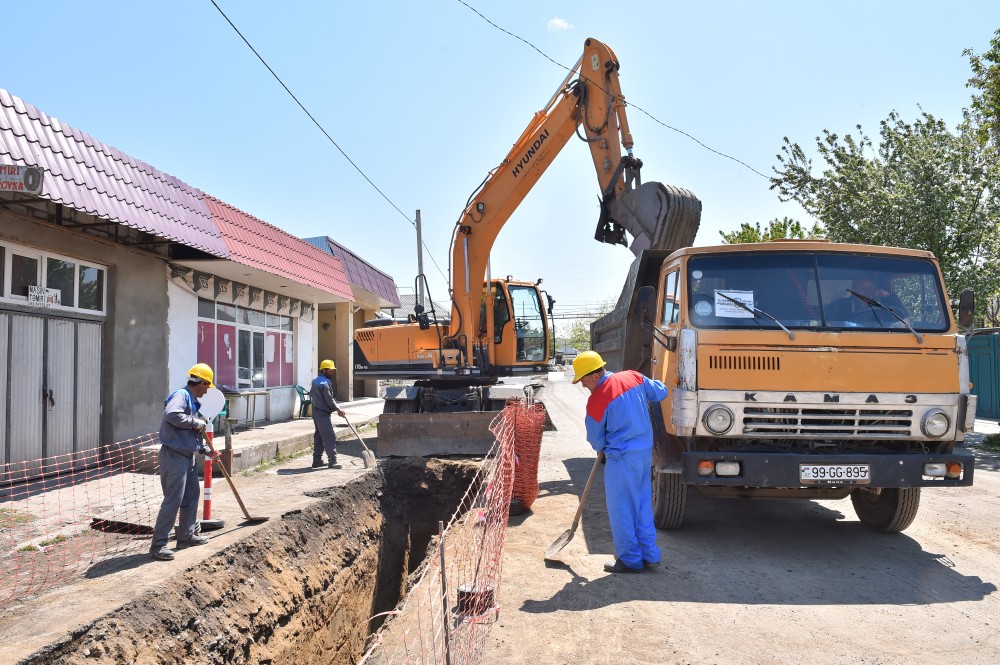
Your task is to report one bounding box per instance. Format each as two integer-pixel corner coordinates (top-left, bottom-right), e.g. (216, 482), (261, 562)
(343, 416), (373, 454)
(570, 451), (604, 531)
(203, 433), (255, 521)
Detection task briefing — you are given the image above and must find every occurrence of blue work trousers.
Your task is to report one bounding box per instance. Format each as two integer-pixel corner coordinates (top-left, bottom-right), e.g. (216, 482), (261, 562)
(312, 410), (337, 462)
(151, 446), (201, 550)
(604, 447), (660, 569)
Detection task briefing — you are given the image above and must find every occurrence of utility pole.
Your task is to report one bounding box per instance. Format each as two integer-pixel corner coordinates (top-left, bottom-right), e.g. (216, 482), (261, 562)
(416, 209), (425, 308)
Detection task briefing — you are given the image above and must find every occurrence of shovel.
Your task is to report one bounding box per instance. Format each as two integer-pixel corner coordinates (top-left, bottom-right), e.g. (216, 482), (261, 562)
(343, 415), (377, 469)
(203, 432), (270, 524)
(544, 451), (604, 560)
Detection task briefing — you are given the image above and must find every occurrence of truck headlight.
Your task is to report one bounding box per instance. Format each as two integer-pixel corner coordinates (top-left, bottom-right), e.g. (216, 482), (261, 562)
(703, 405), (734, 435)
(920, 409), (951, 438)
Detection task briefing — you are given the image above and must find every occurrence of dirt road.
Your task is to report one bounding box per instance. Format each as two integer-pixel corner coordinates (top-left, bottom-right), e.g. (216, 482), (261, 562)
(482, 373), (1000, 664)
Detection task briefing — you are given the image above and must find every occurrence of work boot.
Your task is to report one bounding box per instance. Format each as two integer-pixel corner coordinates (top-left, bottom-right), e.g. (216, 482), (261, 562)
(311, 458), (325, 468)
(643, 560), (662, 571)
(150, 546), (175, 561)
(328, 458), (342, 469)
(603, 558), (641, 574)
(177, 534), (209, 547)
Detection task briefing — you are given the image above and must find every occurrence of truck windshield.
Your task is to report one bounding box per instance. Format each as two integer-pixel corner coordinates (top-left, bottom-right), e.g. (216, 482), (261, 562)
(686, 252), (949, 333)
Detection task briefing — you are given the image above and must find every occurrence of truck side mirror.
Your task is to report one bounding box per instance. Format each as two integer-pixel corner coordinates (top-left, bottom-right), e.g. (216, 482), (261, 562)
(958, 289), (975, 333)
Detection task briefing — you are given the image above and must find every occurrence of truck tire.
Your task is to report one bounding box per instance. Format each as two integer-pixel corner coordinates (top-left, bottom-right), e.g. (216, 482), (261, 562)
(850, 487), (921, 532)
(652, 471), (687, 530)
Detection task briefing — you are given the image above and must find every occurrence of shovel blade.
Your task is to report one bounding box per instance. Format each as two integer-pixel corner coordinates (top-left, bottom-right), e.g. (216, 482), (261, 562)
(362, 450), (377, 468)
(544, 527), (575, 560)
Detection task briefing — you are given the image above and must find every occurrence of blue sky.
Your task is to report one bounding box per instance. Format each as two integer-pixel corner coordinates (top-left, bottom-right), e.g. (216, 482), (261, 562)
(3, 1), (994, 327)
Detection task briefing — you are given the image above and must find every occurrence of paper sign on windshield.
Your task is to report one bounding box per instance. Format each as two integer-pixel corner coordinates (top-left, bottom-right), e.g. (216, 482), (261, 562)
(714, 290), (754, 318)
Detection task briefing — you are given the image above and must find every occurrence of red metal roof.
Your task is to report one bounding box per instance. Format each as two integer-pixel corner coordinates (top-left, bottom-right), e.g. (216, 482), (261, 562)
(0, 89), (226, 256)
(206, 196), (353, 300)
(304, 237), (400, 307)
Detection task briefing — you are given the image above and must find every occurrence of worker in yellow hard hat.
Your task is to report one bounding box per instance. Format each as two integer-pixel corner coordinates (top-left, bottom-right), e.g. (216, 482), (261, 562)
(311, 359), (346, 469)
(572, 350), (669, 574)
(150, 363), (219, 561)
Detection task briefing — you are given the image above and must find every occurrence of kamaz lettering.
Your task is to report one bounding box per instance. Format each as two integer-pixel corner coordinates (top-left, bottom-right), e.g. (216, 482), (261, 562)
(510, 130), (550, 178)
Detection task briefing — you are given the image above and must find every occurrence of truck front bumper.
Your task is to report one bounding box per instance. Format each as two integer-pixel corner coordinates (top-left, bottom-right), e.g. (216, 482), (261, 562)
(681, 448), (975, 488)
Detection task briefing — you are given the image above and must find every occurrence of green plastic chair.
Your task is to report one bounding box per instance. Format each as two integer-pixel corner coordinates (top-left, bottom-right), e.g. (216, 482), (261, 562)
(295, 385), (312, 417)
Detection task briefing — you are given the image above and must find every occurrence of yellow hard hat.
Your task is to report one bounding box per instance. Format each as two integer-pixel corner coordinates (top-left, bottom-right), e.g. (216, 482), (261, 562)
(187, 363), (214, 387)
(320, 359), (336, 371)
(572, 351), (606, 384)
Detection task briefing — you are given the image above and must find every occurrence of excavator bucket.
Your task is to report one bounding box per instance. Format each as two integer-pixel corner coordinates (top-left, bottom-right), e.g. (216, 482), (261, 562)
(593, 183), (702, 372)
(377, 412), (500, 457)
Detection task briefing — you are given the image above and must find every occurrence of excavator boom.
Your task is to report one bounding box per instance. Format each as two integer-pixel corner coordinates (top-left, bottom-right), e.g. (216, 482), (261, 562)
(354, 37), (701, 455)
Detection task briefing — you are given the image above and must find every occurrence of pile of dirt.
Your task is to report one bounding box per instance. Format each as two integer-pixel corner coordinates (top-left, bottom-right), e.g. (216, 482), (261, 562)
(19, 459), (478, 665)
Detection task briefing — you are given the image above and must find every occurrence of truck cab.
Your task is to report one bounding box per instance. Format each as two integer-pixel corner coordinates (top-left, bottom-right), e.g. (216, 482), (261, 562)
(640, 241), (977, 532)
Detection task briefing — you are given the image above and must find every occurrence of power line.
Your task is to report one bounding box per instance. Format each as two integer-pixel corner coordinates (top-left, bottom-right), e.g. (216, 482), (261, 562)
(454, 0), (771, 180)
(208, 0), (450, 284)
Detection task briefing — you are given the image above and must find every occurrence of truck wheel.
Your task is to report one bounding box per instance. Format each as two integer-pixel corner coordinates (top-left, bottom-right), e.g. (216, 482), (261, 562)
(652, 471), (687, 530)
(850, 487), (921, 532)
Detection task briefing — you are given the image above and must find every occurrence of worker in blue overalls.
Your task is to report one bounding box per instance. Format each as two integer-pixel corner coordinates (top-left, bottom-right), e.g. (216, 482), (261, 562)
(311, 359), (346, 469)
(150, 363), (220, 561)
(573, 351), (668, 574)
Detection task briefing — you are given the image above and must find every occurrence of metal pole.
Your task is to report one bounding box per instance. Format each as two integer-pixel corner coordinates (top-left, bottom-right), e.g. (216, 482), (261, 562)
(439, 520), (452, 665)
(416, 209), (425, 308)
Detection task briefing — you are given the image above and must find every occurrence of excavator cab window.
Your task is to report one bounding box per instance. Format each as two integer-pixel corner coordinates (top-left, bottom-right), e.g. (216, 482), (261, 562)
(509, 285), (547, 362)
(493, 285), (511, 343)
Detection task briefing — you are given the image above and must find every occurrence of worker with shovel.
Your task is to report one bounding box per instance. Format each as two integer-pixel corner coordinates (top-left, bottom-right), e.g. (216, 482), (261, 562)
(572, 351), (668, 574)
(311, 359), (346, 469)
(150, 363), (221, 562)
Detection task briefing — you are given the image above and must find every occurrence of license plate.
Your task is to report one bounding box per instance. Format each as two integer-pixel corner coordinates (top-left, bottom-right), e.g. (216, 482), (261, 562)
(800, 464), (871, 485)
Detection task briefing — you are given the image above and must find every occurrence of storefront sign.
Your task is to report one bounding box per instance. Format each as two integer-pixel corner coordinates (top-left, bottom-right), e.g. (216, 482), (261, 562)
(28, 285), (61, 308)
(0, 164), (43, 194)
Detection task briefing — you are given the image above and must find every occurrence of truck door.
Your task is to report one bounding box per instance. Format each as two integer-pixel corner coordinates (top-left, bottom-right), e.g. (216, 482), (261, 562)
(653, 269), (681, 429)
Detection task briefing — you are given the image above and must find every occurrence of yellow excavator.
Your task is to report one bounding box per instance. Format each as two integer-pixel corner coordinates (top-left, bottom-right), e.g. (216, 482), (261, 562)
(354, 38), (700, 454)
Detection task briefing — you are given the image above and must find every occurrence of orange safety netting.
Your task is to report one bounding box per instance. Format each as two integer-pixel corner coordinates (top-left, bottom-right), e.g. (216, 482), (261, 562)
(509, 401), (545, 510)
(360, 398), (539, 664)
(0, 435), (162, 606)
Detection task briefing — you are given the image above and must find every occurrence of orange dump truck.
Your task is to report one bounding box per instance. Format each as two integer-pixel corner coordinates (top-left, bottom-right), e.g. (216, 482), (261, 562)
(596, 240), (977, 532)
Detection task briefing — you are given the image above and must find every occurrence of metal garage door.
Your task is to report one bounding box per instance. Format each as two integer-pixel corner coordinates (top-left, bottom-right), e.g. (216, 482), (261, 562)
(2, 312), (103, 474)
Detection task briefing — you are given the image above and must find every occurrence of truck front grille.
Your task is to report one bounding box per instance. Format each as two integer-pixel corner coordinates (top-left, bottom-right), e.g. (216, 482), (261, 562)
(741, 407), (913, 438)
(708, 354), (781, 371)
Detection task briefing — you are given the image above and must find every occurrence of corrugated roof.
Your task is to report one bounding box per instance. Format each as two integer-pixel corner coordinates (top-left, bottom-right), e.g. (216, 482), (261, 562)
(207, 197), (353, 300)
(304, 236), (401, 307)
(0, 89), (226, 256)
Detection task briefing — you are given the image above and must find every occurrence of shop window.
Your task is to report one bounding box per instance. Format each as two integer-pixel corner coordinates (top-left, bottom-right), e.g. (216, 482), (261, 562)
(10, 252), (39, 298)
(1, 241), (106, 314)
(198, 297), (216, 318)
(46, 258), (76, 308)
(216, 302), (236, 322)
(78, 265), (105, 311)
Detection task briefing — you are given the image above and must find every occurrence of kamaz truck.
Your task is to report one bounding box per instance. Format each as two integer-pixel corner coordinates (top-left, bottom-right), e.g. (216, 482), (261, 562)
(594, 240), (977, 532)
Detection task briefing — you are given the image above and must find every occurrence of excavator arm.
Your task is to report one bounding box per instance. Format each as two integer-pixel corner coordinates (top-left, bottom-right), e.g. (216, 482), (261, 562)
(447, 37), (674, 366)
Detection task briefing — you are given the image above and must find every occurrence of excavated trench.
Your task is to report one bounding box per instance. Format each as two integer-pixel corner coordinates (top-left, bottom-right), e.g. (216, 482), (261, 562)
(20, 458), (478, 665)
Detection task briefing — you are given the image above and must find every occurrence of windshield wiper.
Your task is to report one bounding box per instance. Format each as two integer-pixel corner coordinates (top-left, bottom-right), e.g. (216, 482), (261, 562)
(847, 290), (923, 343)
(717, 292), (795, 340)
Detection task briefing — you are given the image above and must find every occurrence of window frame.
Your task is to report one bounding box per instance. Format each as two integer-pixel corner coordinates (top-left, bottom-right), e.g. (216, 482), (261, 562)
(0, 240), (107, 315)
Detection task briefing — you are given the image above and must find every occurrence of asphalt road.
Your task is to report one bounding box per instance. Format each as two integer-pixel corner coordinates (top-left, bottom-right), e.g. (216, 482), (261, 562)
(481, 372), (1000, 664)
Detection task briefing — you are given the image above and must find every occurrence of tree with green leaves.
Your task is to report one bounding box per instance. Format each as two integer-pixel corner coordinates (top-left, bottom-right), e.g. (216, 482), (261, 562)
(771, 108), (1000, 314)
(965, 28), (1000, 153)
(719, 217), (825, 244)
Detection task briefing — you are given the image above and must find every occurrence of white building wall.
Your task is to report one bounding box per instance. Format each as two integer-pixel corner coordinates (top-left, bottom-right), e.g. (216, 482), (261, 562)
(166, 278), (199, 390)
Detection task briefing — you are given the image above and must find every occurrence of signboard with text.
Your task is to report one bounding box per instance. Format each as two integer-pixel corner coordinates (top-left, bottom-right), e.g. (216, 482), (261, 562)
(0, 164), (43, 195)
(28, 285), (61, 308)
